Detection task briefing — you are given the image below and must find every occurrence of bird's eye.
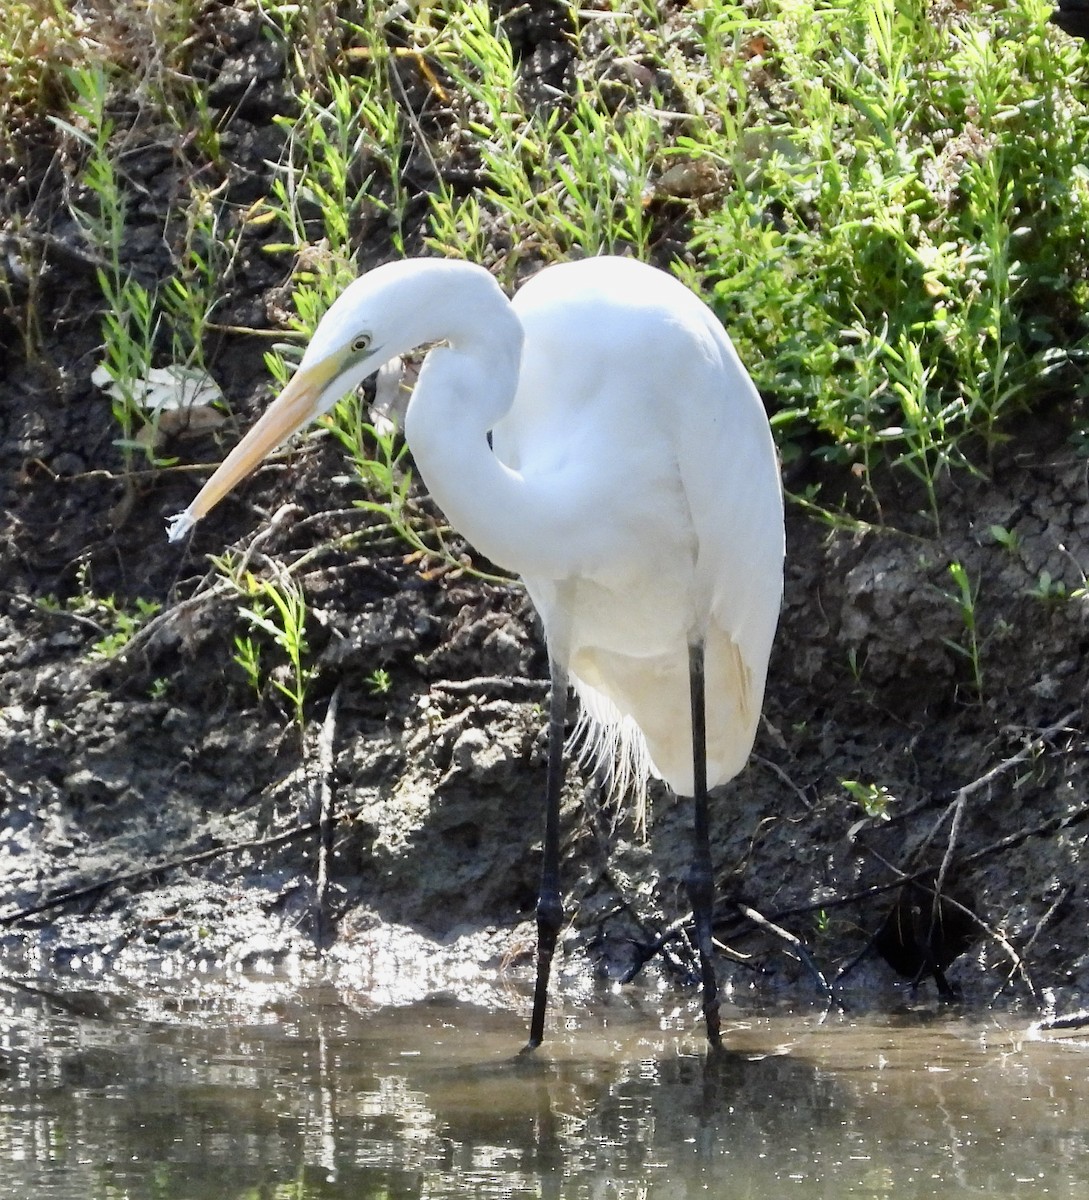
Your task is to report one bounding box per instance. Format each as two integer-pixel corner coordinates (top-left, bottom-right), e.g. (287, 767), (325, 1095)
(351, 333), (372, 354)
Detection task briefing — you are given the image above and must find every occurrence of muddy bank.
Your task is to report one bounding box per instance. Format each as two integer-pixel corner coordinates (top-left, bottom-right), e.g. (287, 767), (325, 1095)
(3, 427), (1087, 1016)
(2, 2), (1088, 1025)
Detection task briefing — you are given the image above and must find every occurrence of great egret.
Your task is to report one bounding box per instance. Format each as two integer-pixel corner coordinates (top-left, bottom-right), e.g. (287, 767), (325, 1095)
(167, 256), (785, 1050)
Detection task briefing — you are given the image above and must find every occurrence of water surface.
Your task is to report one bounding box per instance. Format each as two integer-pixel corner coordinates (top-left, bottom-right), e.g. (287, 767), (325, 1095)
(2, 975), (1086, 1198)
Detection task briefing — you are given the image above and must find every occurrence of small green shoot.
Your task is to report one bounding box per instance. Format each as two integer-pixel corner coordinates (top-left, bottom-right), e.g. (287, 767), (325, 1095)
(239, 575), (312, 735)
(232, 634), (264, 702)
(1028, 570), (1087, 603)
(841, 779), (893, 821)
(37, 564), (162, 661)
(942, 561), (984, 700)
(367, 668), (392, 695)
(86, 597), (162, 660)
(989, 525), (1021, 554)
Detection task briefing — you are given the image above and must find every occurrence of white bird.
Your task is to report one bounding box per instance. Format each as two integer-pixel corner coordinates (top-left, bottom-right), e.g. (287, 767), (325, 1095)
(167, 255), (785, 1050)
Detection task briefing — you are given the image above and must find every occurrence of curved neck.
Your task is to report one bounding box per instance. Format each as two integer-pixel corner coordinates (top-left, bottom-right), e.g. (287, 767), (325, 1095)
(404, 326), (543, 574)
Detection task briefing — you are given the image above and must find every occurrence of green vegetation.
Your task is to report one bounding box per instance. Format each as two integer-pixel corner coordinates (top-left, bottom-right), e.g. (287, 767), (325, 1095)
(6, 0), (1089, 729)
(841, 779), (893, 821)
(989, 524), (1022, 554)
(367, 668), (393, 696)
(36, 564), (162, 661)
(55, 66), (158, 467)
(212, 552), (314, 735)
(0, 1), (80, 131)
(688, 0), (1089, 525)
(1029, 567), (1088, 602)
(11, 0), (1089, 516)
(53, 62), (237, 468)
(942, 561), (984, 699)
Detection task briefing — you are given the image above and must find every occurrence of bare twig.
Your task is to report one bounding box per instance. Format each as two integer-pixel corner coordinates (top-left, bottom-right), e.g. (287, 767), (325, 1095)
(431, 675), (548, 698)
(776, 793), (1089, 929)
(2, 797), (364, 928)
(992, 884), (1074, 1003)
(386, 44), (444, 183)
(737, 901), (837, 1003)
(752, 753), (813, 810)
(837, 841), (1039, 1002)
(2, 836), (271, 926)
(313, 683), (341, 945)
(1030, 1008), (1089, 1036)
(939, 890), (1039, 1003)
(917, 709), (1080, 865)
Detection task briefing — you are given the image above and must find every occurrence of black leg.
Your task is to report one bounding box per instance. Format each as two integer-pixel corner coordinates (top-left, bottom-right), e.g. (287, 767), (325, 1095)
(524, 657), (568, 1051)
(687, 641), (723, 1049)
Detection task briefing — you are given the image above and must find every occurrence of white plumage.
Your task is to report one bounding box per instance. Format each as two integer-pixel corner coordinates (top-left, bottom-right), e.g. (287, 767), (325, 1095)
(168, 254), (785, 1048)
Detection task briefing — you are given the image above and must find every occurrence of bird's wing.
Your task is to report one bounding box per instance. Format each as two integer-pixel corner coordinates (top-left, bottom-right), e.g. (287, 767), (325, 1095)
(673, 317), (785, 787)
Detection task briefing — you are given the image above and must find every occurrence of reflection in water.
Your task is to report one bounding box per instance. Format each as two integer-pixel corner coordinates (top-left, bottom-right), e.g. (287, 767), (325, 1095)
(2, 975), (1087, 1199)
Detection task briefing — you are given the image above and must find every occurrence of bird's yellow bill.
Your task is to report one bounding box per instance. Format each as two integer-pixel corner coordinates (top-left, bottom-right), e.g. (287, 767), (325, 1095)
(166, 357), (337, 542)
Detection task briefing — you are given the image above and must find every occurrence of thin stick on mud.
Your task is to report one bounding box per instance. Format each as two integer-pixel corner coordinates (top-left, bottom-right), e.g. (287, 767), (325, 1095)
(1, 800), (359, 928)
(313, 682), (341, 947)
(920, 708), (1081, 867)
(736, 901), (837, 1003)
(1, 839), (263, 926)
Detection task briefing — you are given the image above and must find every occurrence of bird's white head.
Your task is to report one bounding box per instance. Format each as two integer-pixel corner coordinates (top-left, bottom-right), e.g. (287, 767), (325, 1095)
(166, 257), (506, 542)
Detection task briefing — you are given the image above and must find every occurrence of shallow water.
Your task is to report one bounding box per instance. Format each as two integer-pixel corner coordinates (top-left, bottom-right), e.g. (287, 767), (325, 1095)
(2, 975), (1087, 1199)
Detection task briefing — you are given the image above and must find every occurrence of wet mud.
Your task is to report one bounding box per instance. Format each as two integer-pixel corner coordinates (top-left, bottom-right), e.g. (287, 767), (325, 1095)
(2, 2), (1088, 1025)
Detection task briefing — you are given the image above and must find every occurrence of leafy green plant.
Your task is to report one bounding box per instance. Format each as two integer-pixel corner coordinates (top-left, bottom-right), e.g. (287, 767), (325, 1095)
(159, 178), (239, 373)
(38, 563), (162, 661)
(1029, 569), (1087, 603)
(0, 0), (80, 133)
(320, 391), (476, 567)
(54, 57), (237, 467)
(261, 47), (409, 278)
(425, 2), (658, 264)
(214, 557), (314, 735)
(232, 633), (264, 702)
(689, 0), (1089, 525)
(86, 597), (162, 660)
(55, 67), (161, 467)
(841, 779), (893, 821)
(367, 668), (392, 696)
